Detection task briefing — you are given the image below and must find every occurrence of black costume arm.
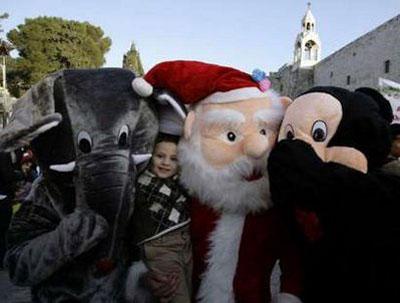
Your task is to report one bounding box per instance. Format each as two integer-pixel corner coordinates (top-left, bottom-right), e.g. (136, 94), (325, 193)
(268, 140), (388, 216)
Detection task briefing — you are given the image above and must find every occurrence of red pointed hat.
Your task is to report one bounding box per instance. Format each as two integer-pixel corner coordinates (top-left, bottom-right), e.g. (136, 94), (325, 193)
(132, 60), (271, 105)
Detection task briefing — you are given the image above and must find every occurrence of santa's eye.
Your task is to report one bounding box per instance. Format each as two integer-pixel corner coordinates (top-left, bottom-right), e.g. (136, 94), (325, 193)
(285, 124), (295, 140)
(260, 129), (267, 136)
(227, 132), (236, 142)
(311, 121), (327, 142)
(78, 131), (92, 153)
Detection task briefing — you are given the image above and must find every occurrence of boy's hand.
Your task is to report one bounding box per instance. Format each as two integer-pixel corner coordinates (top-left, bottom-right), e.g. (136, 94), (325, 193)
(146, 270), (180, 301)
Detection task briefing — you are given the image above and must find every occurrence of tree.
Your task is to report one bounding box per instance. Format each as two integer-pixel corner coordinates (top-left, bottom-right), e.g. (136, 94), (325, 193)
(122, 42), (144, 76)
(7, 16), (111, 92)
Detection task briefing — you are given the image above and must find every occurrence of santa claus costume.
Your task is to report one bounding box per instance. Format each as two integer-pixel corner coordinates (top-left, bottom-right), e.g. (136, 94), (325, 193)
(132, 61), (303, 303)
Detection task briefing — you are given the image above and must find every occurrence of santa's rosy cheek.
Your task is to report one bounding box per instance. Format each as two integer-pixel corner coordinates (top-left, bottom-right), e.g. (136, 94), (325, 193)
(201, 137), (242, 168)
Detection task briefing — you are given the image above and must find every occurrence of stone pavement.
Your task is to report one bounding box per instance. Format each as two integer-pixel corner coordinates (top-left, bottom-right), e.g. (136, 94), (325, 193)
(0, 269), (31, 303)
(0, 264), (281, 302)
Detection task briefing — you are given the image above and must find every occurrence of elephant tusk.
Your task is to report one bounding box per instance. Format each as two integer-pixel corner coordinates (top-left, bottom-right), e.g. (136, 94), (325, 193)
(0, 194), (7, 200)
(50, 161), (76, 172)
(132, 154), (152, 165)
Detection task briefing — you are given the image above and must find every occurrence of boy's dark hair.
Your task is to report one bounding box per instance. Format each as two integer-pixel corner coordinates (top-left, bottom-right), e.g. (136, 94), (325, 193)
(390, 123), (400, 138)
(155, 133), (180, 145)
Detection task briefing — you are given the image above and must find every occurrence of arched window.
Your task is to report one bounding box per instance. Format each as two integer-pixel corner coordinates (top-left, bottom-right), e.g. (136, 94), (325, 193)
(304, 40), (316, 60)
(307, 23), (310, 30)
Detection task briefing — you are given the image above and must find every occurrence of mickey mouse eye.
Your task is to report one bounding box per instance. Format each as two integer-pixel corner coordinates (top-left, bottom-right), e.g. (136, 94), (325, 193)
(227, 131), (236, 142)
(118, 125), (129, 148)
(78, 131), (92, 153)
(285, 124), (295, 140)
(311, 120), (327, 142)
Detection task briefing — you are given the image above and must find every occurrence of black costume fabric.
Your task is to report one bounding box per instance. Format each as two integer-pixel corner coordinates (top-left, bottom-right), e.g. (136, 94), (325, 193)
(268, 86), (400, 303)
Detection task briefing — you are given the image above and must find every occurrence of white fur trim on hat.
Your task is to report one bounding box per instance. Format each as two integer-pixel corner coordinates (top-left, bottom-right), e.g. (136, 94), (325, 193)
(132, 78), (153, 97)
(201, 87), (266, 104)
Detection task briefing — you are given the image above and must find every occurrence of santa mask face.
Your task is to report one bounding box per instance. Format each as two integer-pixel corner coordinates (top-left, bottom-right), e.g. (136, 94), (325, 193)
(178, 95), (289, 213)
(197, 98), (281, 170)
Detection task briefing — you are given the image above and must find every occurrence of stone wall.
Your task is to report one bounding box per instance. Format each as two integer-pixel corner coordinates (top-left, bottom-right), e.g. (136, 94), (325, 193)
(270, 65), (314, 99)
(314, 15), (400, 90)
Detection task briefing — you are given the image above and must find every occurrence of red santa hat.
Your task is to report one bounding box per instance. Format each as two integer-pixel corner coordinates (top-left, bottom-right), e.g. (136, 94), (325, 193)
(132, 60), (271, 106)
(131, 61), (271, 136)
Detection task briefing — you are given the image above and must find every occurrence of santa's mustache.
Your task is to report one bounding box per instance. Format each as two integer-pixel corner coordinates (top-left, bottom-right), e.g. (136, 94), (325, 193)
(225, 155), (268, 179)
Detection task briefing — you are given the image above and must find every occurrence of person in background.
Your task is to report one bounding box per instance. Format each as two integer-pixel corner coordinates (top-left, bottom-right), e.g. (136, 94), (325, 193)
(130, 133), (192, 303)
(13, 149), (39, 213)
(382, 123), (400, 175)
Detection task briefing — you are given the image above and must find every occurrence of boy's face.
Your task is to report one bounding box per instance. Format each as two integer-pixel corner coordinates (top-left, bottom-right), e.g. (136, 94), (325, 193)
(151, 141), (178, 178)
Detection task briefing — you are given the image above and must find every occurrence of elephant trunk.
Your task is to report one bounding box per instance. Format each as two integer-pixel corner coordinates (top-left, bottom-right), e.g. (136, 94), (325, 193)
(74, 150), (135, 265)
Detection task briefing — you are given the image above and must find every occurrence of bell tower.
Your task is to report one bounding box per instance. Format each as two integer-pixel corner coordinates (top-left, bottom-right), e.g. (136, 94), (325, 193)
(293, 3), (321, 69)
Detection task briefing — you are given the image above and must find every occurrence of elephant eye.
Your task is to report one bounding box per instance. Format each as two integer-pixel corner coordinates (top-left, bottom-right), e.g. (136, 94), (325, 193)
(311, 120), (327, 142)
(78, 131), (92, 153)
(118, 125), (129, 148)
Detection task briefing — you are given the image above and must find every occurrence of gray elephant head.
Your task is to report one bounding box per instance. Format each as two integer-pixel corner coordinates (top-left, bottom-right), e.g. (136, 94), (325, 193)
(0, 68), (185, 264)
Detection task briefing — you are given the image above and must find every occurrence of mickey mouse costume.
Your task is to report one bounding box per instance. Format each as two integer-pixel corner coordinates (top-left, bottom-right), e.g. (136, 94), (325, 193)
(268, 86), (400, 303)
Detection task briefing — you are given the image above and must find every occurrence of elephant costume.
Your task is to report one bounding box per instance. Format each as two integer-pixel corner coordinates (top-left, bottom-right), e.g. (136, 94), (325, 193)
(0, 68), (184, 302)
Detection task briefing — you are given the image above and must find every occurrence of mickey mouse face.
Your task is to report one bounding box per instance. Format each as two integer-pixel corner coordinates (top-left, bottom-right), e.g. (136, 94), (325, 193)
(279, 92), (368, 173)
(279, 92), (342, 153)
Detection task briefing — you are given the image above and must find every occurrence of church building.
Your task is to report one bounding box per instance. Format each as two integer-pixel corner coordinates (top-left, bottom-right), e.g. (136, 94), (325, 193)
(270, 4), (400, 100)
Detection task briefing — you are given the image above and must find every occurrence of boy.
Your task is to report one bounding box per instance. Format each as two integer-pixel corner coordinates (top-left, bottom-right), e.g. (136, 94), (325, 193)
(131, 133), (192, 303)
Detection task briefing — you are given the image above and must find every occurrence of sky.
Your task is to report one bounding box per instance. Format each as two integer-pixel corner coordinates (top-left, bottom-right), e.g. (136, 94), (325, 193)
(2, 0), (399, 74)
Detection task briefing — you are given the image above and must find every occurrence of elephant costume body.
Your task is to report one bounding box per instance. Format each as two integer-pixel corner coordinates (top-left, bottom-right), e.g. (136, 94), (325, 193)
(1, 69), (159, 302)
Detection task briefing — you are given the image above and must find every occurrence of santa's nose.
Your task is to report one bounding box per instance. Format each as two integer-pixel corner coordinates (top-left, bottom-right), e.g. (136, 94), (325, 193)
(243, 134), (270, 159)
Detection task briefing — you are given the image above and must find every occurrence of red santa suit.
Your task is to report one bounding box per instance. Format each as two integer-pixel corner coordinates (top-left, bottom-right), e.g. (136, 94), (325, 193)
(190, 198), (302, 303)
(130, 60), (304, 303)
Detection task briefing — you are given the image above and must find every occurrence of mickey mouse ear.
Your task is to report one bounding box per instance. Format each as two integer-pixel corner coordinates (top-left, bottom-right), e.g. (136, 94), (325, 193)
(356, 87), (394, 123)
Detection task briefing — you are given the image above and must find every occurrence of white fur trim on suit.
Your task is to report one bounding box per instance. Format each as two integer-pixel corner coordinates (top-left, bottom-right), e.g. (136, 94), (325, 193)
(132, 78), (153, 97)
(273, 293), (303, 303)
(197, 213), (246, 303)
(125, 261), (154, 303)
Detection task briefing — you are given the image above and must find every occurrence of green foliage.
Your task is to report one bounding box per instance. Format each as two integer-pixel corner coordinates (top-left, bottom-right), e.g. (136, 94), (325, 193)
(7, 16), (111, 91)
(122, 42), (144, 76)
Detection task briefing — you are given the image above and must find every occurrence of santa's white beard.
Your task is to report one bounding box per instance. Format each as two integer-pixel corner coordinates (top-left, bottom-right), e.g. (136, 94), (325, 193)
(178, 136), (273, 214)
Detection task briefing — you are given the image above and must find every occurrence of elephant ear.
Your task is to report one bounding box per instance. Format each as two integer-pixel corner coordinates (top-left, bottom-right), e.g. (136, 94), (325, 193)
(0, 72), (63, 152)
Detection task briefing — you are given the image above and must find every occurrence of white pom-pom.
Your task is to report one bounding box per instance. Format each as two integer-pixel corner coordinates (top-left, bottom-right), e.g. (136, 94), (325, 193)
(132, 78), (153, 97)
